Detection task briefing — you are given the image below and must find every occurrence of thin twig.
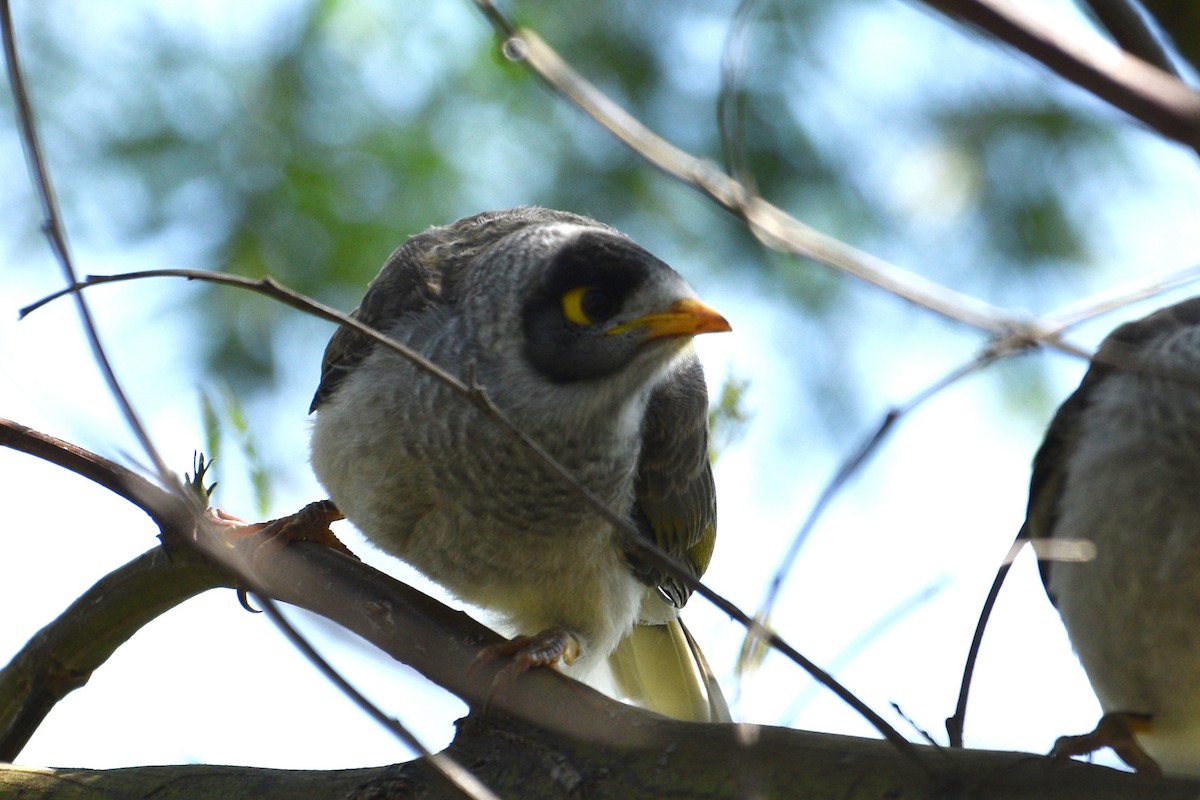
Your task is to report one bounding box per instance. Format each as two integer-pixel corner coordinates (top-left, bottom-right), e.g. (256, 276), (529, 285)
(717, 0), (759, 187)
(1042, 262), (1200, 332)
(782, 577), (951, 726)
(946, 535), (1027, 748)
(249, 592), (502, 800)
(739, 347), (1012, 677)
(0, 0), (172, 486)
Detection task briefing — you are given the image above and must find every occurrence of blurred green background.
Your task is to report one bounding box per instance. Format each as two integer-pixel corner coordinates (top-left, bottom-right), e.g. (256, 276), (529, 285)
(3, 0), (1199, 773)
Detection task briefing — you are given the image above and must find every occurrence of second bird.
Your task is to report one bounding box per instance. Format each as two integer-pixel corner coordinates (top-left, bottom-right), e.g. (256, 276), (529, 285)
(1028, 297), (1200, 775)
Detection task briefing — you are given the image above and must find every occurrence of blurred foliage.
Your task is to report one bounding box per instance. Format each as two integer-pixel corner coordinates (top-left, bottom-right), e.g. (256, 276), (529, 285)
(200, 387), (272, 516)
(1, 0), (1180, 415)
(709, 373), (753, 461)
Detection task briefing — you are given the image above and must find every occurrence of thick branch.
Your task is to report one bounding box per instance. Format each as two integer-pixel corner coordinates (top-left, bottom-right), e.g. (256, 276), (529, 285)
(0, 547), (231, 760)
(5, 712), (1200, 799)
(0, 420), (233, 759)
(4, 425), (1200, 796)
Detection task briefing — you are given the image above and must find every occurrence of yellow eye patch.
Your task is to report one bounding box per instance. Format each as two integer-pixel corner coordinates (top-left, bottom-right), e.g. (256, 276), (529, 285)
(561, 286), (596, 325)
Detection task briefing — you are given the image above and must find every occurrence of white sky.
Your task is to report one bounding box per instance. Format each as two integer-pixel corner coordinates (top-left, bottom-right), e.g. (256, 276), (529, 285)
(3, 0), (1200, 779)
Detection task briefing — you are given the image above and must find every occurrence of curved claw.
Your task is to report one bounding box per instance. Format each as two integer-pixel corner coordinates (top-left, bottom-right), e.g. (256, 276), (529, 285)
(236, 588), (262, 613)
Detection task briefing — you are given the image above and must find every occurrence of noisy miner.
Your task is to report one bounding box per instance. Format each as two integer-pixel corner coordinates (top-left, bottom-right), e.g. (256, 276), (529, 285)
(1026, 297), (1200, 776)
(309, 207), (731, 722)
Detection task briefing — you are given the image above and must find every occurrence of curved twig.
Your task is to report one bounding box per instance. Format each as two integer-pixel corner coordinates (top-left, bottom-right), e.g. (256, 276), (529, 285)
(946, 535), (1027, 748)
(1042, 262), (1200, 332)
(0, 0), (172, 485)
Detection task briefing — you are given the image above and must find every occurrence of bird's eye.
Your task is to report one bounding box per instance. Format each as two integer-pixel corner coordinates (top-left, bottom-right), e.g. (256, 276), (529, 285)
(561, 286), (619, 326)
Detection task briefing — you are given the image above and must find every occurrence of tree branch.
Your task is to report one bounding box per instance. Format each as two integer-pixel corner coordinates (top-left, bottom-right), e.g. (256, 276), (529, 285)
(0, 0), (173, 484)
(1081, 0), (1181, 76)
(918, 0), (1200, 155)
(0, 546), (231, 761)
(0, 419), (230, 760)
(8, 522), (1200, 797)
(0, 418), (184, 531)
(5, 709), (1200, 798)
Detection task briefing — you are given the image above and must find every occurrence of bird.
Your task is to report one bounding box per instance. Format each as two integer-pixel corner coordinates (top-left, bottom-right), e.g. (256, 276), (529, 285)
(1025, 296), (1200, 776)
(308, 207), (732, 722)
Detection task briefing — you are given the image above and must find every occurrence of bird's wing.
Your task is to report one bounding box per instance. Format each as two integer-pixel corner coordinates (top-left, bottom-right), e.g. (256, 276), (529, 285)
(308, 237), (443, 413)
(629, 352), (717, 608)
(1025, 383), (1089, 601)
(1027, 297), (1200, 599)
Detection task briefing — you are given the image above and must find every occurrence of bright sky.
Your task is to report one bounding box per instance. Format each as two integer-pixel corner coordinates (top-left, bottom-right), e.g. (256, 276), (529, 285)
(3, 0), (1200, 779)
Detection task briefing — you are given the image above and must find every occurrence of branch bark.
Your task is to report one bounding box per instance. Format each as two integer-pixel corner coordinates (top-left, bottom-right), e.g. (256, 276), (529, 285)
(5, 711), (1200, 799)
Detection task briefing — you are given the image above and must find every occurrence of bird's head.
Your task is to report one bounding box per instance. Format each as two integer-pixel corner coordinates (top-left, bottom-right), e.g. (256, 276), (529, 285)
(493, 225), (730, 385)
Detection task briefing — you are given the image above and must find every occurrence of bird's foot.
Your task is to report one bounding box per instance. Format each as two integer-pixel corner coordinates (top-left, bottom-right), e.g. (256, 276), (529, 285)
(207, 500), (353, 559)
(201, 501), (353, 612)
(1051, 711), (1161, 775)
(474, 626), (583, 676)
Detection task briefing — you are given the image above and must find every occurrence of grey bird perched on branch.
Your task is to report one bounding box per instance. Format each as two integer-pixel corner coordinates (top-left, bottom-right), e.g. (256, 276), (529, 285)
(1027, 297), (1200, 776)
(309, 207), (731, 722)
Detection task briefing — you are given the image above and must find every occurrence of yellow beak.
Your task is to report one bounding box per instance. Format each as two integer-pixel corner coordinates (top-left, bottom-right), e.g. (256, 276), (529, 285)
(607, 297), (732, 341)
